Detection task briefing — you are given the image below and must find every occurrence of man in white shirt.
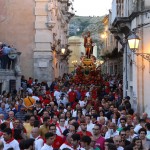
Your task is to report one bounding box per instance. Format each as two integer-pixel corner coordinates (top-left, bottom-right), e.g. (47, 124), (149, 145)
(54, 88), (61, 102)
(56, 117), (67, 137)
(7, 111), (16, 129)
(79, 97), (87, 115)
(2, 128), (20, 150)
(31, 127), (44, 150)
(41, 132), (55, 150)
(57, 93), (68, 107)
(134, 119), (145, 134)
(85, 114), (94, 134)
(105, 122), (119, 139)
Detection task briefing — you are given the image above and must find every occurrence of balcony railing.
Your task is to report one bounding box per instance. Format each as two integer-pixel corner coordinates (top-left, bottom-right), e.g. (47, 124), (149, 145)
(0, 52), (21, 76)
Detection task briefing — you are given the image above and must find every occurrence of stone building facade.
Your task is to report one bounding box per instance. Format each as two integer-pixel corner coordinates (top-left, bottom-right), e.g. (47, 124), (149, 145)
(100, 15), (123, 75)
(0, 0), (74, 92)
(68, 36), (84, 73)
(109, 0), (150, 115)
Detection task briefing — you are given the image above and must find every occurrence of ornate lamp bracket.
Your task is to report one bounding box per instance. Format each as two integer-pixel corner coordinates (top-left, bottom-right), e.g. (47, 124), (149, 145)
(134, 53), (150, 62)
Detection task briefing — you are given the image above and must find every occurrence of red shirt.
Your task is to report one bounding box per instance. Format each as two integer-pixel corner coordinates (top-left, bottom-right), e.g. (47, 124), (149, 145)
(28, 79), (33, 85)
(77, 131), (92, 138)
(41, 98), (50, 105)
(105, 88), (110, 94)
(81, 90), (86, 100)
(52, 135), (64, 149)
(105, 81), (109, 87)
(54, 110), (59, 116)
(95, 136), (105, 150)
(92, 89), (97, 100)
(68, 91), (77, 102)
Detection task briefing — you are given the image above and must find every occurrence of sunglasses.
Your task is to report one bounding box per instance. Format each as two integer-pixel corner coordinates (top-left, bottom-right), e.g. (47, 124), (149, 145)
(121, 134), (126, 136)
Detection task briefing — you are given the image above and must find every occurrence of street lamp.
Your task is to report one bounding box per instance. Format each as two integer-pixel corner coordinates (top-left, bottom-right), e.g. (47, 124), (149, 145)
(101, 32), (107, 39)
(127, 33), (150, 62)
(128, 33), (140, 52)
(61, 47), (65, 54)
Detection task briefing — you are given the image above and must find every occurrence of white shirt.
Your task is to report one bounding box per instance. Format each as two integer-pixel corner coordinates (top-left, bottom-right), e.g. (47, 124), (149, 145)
(85, 91), (90, 97)
(87, 122), (95, 134)
(9, 121), (14, 129)
(76, 145), (85, 150)
(117, 146), (124, 150)
(134, 124), (142, 134)
(0, 119), (5, 124)
(27, 88), (33, 94)
(56, 125), (66, 136)
(32, 96), (40, 101)
(97, 116), (108, 124)
(2, 138), (20, 150)
(57, 96), (68, 107)
(147, 131), (150, 139)
(34, 136), (44, 150)
(60, 143), (73, 150)
(41, 143), (53, 150)
(54, 90), (60, 100)
(127, 134), (137, 142)
(65, 119), (69, 127)
(79, 100), (87, 108)
(105, 129), (119, 139)
(5, 103), (10, 112)
(72, 110), (77, 117)
(60, 144), (85, 150)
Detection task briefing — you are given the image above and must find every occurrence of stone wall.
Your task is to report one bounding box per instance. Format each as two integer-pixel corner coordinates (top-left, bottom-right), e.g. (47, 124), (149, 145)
(0, 0), (73, 87)
(0, 69), (21, 94)
(0, 0), (35, 78)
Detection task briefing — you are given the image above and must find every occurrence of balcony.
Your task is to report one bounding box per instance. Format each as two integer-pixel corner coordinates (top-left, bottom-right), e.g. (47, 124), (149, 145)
(100, 34), (122, 59)
(0, 51), (21, 76)
(100, 47), (116, 58)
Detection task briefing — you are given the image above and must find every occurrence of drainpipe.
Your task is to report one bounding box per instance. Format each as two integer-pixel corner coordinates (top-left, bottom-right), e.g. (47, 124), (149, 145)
(136, 0), (144, 114)
(141, 0), (144, 113)
(125, 43), (128, 97)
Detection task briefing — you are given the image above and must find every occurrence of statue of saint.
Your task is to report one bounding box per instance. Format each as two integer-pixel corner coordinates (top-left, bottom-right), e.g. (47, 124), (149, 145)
(83, 31), (93, 59)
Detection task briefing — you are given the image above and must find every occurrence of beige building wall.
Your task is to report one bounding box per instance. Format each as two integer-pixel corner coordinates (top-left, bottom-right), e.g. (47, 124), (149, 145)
(68, 36), (84, 73)
(0, 0), (35, 78)
(0, 0), (74, 87)
(110, 0), (150, 115)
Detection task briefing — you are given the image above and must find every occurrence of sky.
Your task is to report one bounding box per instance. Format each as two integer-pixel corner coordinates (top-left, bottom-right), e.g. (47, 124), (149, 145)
(73, 0), (112, 16)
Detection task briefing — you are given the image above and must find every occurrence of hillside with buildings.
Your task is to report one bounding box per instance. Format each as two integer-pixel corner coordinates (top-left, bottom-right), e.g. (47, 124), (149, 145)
(68, 16), (104, 57)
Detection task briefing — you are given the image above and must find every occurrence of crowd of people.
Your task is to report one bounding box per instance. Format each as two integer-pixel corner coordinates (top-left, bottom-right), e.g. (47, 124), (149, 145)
(0, 72), (149, 150)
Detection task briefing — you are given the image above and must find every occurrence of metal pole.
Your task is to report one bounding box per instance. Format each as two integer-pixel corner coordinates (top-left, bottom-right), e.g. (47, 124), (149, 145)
(125, 44), (128, 97)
